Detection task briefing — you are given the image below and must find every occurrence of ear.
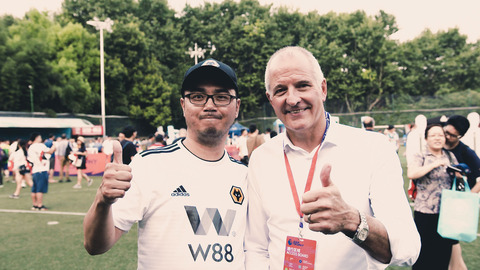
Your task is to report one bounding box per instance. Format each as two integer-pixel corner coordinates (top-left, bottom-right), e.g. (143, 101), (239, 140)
(180, 97), (186, 117)
(321, 79), (327, 102)
(266, 91), (272, 104)
(235, 98), (241, 118)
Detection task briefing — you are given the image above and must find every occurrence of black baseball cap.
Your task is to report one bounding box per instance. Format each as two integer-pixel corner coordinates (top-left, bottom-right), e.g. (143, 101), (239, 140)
(447, 115), (470, 136)
(181, 58), (238, 96)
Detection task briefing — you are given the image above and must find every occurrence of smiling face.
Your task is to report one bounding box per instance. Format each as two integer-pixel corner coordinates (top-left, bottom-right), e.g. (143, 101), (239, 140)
(266, 52), (327, 137)
(181, 82), (240, 147)
(425, 125), (446, 152)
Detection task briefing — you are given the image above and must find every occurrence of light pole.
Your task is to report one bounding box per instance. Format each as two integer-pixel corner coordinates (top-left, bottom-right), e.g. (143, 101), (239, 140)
(28, 85), (33, 114)
(186, 42), (216, 64)
(87, 17), (114, 138)
(187, 43), (206, 65)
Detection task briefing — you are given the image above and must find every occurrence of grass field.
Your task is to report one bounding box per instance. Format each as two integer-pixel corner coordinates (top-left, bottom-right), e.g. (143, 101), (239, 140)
(1, 145), (479, 269)
(0, 177), (138, 269)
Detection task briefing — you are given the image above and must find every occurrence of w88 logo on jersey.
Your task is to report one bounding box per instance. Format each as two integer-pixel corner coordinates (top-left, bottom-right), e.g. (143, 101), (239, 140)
(189, 243), (234, 263)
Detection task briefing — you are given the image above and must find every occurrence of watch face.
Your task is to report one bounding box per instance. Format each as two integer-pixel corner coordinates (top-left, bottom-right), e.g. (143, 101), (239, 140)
(358, 228), (368, 241)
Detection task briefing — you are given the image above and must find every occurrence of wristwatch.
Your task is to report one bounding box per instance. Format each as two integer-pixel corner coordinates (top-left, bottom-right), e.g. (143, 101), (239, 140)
(352, 211), (369, 245)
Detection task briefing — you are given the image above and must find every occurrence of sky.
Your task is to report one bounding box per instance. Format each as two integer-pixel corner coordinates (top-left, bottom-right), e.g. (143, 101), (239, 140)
(1, 0), (479, 43)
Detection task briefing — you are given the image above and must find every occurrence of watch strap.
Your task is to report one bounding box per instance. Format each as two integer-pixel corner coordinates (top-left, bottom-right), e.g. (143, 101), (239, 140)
(352, 211), (369, 244)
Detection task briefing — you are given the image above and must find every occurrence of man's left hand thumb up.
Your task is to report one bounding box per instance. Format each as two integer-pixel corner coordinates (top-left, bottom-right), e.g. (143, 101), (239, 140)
(320, 164), (333, 188)
(301, 164), (351, 234)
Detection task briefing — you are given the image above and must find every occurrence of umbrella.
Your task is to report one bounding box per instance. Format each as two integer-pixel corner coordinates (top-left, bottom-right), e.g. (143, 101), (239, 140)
(229, 122), (247, 136)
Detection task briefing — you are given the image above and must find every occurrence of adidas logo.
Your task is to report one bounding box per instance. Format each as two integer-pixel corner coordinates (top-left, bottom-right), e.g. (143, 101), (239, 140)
(171, 185), (190, 196)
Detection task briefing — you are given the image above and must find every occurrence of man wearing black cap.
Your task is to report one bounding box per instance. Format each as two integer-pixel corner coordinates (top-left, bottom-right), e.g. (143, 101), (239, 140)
(443, 116), (480, 270)
(84, 59), (247, 269)
(444, 115), (480, 192)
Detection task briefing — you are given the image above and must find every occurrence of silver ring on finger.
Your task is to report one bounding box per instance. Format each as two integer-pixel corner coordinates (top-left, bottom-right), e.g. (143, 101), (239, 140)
(307, 214), (313, 223)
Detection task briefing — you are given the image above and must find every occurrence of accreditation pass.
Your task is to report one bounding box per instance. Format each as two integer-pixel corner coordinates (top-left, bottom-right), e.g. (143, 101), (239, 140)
(283, 236), (316, 269)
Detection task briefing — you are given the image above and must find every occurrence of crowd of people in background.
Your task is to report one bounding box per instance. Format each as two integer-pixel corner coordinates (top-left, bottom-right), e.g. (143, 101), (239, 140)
(1, 112), (479, 269)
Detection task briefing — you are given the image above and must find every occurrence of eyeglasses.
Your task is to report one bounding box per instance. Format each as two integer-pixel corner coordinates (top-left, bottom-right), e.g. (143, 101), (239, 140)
(444, 130), (462, 139)
(184, 93), (237, 106)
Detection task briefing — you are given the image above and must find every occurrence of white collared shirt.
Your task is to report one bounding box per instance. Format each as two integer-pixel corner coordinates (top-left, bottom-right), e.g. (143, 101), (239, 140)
(245, 121), (420, 269)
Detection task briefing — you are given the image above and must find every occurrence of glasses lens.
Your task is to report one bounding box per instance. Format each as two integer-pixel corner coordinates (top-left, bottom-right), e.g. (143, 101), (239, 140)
(445, 131), (460, 138)
(213, 94), (232, 105)
(188, 94), (206, 105)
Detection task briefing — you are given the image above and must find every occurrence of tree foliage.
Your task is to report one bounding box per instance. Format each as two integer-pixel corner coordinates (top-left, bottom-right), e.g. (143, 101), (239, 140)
(0, 0), (479, 131)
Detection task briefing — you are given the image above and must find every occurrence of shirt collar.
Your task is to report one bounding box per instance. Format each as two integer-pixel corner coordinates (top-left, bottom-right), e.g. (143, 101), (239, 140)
(283, 112), (332, 155)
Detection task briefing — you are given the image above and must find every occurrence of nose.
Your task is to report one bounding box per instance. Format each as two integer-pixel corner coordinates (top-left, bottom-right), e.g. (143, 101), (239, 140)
(285, 88), (301, 106)
(203, 95), (217, 109)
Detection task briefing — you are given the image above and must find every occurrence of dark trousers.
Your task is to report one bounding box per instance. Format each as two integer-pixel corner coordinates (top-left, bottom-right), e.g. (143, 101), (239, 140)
(413, 211), (456, 270)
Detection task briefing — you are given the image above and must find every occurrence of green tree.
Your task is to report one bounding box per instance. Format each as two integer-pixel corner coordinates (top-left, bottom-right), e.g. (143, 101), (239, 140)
(1, 10), (58, 112)
(52, 22), (99, 113)
(129, 57), (172, 127)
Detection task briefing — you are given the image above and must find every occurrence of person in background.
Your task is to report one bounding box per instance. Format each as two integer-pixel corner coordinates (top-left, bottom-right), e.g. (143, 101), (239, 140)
(28, 132), (56, 211)
(102, 136), (114, 164)
(56, 134), (71, 183)
(118, 132), (125, 142)
(119, 126), (137, 165)
(171, 128), (187, 144)
(246, 124), (265, 159)
(362, 116), (375, 131)
(147, 134), (165, 149)
(8, 138), (19, 182)
(237, 128), (249, 165)
(443, 115), (480, 270)
(0, 138), (10, 186)
(0, 138), (8, 188)
(145, 134), (155, 150)
(407, 124), (458, 269)
(245, 46), (420, 269)
(444, 115), (480, 192)
(72, 136), (93, 189)
(263, 128), (272, 141)
(405, 115), (428, 201)
(93, 137), (103, 153)
(385, 125), (400, 153)
(9, 140), (33, 199)
(462, 112), (480, 156)
(44, 134), (56, 183)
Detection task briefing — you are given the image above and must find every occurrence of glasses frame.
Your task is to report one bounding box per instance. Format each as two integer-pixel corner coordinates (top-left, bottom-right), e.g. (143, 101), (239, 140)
(184, 93), (238, 106)
(444, 130), (462, 139)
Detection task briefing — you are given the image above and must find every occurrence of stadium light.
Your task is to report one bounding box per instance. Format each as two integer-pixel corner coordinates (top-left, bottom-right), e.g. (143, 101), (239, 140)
(186, 41), (215, 64)
(87, 17), (114, 137)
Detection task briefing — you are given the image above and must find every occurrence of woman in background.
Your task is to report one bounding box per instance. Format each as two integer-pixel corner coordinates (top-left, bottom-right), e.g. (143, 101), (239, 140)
(407, 124), (457, 269)
(9, 140), (33, 199)
(72, 136), (93, 189)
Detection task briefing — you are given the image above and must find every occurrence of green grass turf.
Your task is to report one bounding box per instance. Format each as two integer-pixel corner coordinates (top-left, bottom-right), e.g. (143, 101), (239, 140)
(1, 145), (479, 269)
(0, 176), (138, 269)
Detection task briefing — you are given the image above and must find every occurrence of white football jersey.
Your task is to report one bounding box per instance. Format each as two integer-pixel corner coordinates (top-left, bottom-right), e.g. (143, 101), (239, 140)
(27, 143), (50, 173)
(113, 140), (248, 270)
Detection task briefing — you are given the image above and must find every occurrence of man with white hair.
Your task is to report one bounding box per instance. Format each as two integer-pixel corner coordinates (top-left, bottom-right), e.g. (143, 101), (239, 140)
(245, 46), (420, 269)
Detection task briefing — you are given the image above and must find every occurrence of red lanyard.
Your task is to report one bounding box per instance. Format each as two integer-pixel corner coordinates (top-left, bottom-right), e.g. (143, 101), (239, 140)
(284, 145), (321, 218)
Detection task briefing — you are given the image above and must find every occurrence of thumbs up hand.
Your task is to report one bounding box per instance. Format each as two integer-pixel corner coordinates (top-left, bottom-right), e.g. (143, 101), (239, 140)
(98, 140), (132, 205)
(300, 164), (358, 235)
